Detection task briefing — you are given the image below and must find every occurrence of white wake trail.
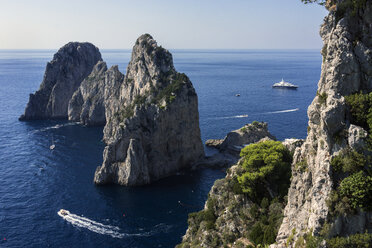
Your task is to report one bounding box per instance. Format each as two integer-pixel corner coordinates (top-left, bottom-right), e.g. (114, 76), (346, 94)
(58, 210), (167, 239)
(32, 122), (79, 133)
(265, 108), (299, 114)
(58, 211), (125, 238)
(217, 114), (248, 119)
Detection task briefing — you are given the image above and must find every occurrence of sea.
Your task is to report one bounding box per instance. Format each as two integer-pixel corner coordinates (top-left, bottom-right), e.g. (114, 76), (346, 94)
(0, 49), (321, 248)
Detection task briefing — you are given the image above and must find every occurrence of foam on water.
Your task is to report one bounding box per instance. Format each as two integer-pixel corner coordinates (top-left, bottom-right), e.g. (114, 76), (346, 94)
(264, 108), (299, 114)
(58, 210), (171, 239)
(32, 122), (79, 133)
(58, 210), (125, 238)
(215, 114), (249, 119)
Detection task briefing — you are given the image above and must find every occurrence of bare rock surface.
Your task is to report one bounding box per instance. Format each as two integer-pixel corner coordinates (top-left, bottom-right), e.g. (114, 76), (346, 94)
(94, 34), (204, 186)
(274, 1), (372, 246)
(19, 42), (102, 120)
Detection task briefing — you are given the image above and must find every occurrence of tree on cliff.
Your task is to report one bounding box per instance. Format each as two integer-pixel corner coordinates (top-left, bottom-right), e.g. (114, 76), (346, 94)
(301, 0), (326, 4)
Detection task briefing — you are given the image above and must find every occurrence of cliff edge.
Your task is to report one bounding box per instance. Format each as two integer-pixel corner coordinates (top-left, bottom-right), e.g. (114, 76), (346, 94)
(275, 0), (372, 246)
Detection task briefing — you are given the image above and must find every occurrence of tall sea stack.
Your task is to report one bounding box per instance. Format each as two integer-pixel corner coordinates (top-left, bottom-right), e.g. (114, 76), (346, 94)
(94, 34), (204, 186)
(19, 42), (102, 120)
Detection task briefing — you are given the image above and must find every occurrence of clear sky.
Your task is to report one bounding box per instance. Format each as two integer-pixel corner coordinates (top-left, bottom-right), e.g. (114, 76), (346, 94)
(0, 0), (327, 49)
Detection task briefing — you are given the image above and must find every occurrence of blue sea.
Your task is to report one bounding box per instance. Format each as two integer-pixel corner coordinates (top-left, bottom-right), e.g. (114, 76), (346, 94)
(0, 49), (321, 247)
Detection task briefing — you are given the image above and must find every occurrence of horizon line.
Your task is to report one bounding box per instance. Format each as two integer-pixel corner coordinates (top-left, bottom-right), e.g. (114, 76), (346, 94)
(0, 48), (322, 51)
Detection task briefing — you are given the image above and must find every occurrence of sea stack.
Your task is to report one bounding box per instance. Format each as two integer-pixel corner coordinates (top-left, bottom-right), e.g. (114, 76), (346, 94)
(94, 34), (204, 186)
(19, 42), (102, 120)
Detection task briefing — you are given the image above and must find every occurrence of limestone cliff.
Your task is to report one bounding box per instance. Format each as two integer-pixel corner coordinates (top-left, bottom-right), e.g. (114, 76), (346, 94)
(94, 34), (204, 186)
(275, 0), (372, 246)
(19, 42), (102, 120)
(178, 1), (372, 247)
(67, 61), (124, 126)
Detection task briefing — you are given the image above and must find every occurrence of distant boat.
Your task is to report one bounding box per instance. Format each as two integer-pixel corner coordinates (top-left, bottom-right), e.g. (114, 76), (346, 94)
(50, 136), (55, 150)
(58, 209), (70, 216)
(272, 79), (298, 89)
(235, 94), (241, 97)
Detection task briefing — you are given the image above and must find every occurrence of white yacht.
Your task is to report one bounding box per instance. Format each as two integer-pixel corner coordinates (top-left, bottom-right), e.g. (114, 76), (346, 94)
(272, 79), (298, 89)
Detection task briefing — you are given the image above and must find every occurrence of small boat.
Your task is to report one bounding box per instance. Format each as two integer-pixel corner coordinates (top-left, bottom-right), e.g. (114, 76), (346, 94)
(50, 136), (55, 150)
(272, 79), (298, 89)
(58, 209), (70, 216)
(235, 94), (241, 97)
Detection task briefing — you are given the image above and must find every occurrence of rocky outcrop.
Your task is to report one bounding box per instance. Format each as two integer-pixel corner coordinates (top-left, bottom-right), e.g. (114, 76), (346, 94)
(178, 137), (291, 248)
(94, 34), (204, 186)
(19, 42), (102, 120)
(67, 61), (124, 126)
(177, 163), (257, 248)
(282, 138), (305, 154)
(274, 1), (372, 246)
(206, 122), (276, 154)
(202, 122), (276, 167)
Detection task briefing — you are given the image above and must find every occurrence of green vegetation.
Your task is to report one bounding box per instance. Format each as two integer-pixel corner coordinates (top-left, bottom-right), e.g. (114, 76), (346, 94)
(327, 232), (372, 248)
(114, 93), (149, 122)
(295, 159), (308, 173)
(240, 127), (247, 133)
(187, 197), (217, 234)
(251, 121), (260, 126)
(301, 0), (326, 5)
(333, 129), (347, 145)
(237, 140), (292, 202)
(316, 91), (328, 105)
(338, 171), (372, 210)
(330, 149), (368, 175)
(235, 141), (292, 247)
(248, 198), (286, 246)
(114, 72), (189, 122)
(345, 92), (372, 148)
(153, 72), (188, 105)
(336, 0), (367, 22)
(295, 231), (372, 248)
(328, 148), (372, 216)
(301, 0), (367, 21)
(294, 230), (322, 248)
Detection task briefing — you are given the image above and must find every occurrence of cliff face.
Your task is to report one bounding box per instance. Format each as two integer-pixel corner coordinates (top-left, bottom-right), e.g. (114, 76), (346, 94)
(275, 0), (372, 245)
(67, 61), (124, 126)
(94, 34), (204, 186)
(19, 42), (102, 120)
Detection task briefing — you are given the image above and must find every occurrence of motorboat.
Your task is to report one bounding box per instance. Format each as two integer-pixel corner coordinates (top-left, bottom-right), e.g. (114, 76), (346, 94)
(58, 209), (70, 216)
(272, 79), (298, 89)
(235, 94), (241, 97)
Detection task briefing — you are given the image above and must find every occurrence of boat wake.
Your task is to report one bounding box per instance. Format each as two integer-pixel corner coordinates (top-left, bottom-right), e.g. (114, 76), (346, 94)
(32, 122), (79, 133)
(217, 114), (249, 119)
(58, 210), (170, 239)
(264, 108), (299, 114)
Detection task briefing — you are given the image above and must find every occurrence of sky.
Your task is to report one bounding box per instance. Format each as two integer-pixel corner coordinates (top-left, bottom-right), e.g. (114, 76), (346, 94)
(0, 0), (327, 50)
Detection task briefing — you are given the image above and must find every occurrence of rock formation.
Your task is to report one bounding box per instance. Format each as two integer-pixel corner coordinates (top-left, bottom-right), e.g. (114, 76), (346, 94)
(275, 0), (372, 246)
(202, 122), (276, 167)
(94, 34), (204, 186)
(67, 61), (124, 126)
(206, 122), (276, 154)
(179, 1), (372, 247)
(177, 132), (294, 248)
(19, 42), (102, 120)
